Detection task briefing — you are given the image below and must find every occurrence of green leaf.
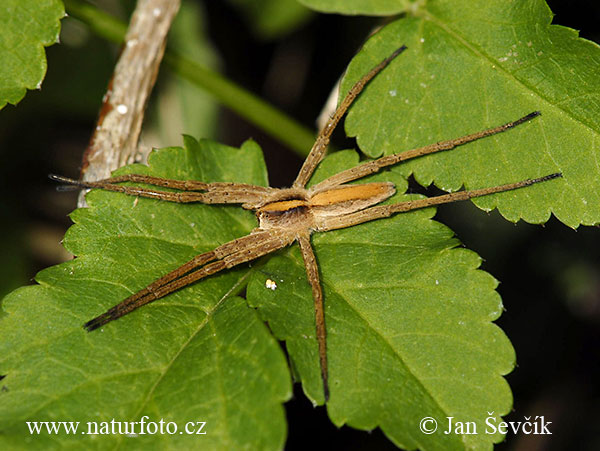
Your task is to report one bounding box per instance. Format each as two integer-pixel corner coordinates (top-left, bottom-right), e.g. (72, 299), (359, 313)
(248, 150), (514, 450)
(0, 0), (64, 109)
(340, 0), (600, 228)
(1, 139), (514, 449)
(0, 138), (291, 449)
(297, 0), (411, 16)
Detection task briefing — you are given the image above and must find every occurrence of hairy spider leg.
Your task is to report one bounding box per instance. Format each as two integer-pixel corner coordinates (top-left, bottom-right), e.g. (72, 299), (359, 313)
(293, 45), (408, 189)
(84, 230), (295, 331)
(49, 174), (274, 207)
(297, 233), (329, 400)
(310, 111), (542, 192)
(316, 173), (562, 231)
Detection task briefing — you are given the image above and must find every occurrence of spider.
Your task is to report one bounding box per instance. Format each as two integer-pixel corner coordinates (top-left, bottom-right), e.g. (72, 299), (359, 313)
(51, 45), (560, 401)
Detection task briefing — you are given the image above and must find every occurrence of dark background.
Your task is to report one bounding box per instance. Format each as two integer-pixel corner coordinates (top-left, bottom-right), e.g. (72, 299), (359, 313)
(0, 0), (598, 449)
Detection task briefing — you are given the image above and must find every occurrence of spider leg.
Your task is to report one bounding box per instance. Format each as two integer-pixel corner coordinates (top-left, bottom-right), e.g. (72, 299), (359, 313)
(297, 233), (329, 401)
(49, 174), (275, 206)
(316, 173), (562, 231)
(84, 230), (295, 331)
(310, 111), (542, 192)
(74, 173), (266, 192)
(293, 45), (407, 189)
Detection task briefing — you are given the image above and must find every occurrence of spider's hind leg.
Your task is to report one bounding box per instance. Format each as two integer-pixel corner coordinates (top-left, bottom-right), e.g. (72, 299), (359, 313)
(84, 230), (295, 331)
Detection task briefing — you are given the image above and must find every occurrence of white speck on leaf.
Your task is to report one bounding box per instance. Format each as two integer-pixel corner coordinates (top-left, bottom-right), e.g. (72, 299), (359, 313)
(117, 104), (128, 115)
(153, 8), (162, 17)
(389, 89), (397, 97)
(265, 279), (277, 290)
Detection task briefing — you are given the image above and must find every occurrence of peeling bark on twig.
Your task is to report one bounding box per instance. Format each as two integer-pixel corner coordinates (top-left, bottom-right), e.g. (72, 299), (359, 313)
(79, 0), (180, 207)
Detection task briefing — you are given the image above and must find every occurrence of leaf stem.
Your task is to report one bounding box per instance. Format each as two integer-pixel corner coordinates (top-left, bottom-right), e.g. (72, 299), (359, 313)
(64, 0), (315, 157)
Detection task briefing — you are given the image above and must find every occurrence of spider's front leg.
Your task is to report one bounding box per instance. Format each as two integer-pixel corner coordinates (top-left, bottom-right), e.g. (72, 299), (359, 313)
(315, 173), (562, 232)
(49, 173), (276, 208)
(292, 45), (408, 189)
(311, 111), (543, 192)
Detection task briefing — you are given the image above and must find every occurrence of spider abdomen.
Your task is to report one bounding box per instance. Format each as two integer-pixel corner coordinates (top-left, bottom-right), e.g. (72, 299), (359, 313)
(256, 182), (395, 231)
(310, 182), (396, 217)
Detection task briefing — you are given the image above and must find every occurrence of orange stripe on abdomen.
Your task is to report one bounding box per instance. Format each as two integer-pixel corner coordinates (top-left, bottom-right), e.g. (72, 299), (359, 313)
(310, 183), (391, 206)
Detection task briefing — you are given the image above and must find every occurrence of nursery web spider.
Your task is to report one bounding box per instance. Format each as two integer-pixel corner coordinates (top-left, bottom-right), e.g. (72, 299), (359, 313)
(52, 46), (561, 401)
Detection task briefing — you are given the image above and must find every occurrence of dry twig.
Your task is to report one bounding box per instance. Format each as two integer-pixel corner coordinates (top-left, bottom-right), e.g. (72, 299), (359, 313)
(79, 0), (180, 207)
